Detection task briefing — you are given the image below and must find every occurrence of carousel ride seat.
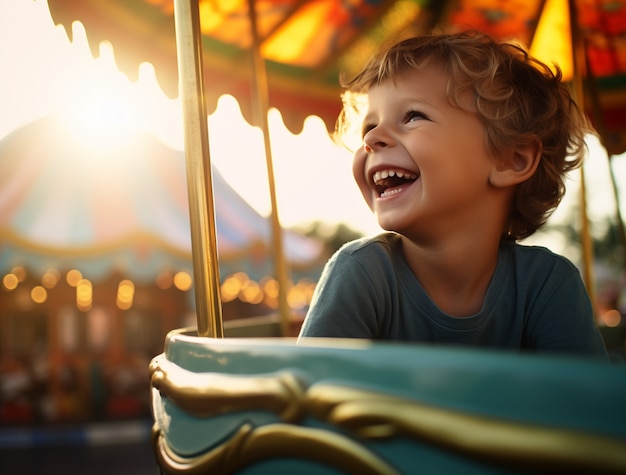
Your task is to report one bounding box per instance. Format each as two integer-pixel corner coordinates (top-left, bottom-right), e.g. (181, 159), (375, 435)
(150, 329), (626, 474)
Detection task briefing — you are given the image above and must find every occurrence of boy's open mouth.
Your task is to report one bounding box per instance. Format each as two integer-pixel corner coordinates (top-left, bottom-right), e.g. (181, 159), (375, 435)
(372, 168), (418, 197)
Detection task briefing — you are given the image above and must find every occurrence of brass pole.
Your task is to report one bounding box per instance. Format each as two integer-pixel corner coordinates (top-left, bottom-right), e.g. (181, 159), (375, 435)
(247, 0), (292, 336)
(568, 0), (597, 314)
(173, 0), (223, 338)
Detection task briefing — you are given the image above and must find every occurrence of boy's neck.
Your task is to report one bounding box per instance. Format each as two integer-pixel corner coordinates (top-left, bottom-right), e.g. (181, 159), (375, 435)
(400, 233), (502, 317)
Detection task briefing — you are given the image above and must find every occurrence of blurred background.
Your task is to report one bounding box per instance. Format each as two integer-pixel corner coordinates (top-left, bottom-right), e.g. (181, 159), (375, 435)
(1, 0), (625, 473)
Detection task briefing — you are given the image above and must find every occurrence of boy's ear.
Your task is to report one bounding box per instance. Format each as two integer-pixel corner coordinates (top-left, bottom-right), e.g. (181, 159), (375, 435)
(489, 141), (541, 188)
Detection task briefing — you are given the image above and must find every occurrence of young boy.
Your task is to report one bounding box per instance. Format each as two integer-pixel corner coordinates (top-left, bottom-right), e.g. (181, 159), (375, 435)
(298, 31), (607, 358)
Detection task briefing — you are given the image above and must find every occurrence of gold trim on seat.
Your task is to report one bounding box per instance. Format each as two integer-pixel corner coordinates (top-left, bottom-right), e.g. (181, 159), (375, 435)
(151, 358), (626, 474)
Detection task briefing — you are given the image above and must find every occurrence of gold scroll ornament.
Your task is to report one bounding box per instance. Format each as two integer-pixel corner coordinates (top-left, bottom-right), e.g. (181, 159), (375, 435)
(150, 356), (626, 474)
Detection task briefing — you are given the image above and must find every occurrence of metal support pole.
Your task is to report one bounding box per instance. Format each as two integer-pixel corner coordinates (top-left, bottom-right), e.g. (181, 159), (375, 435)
(247, 0), (292, 336)
(173, 0), (223, 338)
(568, 0), (597, 314)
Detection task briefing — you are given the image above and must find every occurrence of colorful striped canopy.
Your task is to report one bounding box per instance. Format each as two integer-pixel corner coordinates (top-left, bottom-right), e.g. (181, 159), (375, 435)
(0, 116), (322, 281)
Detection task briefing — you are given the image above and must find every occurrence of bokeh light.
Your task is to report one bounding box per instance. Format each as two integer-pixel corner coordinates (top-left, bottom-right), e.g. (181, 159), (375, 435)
(173, 271), (192, 291)
(41, 268), (61, 289)
(76, 278), (93, 311)
(66, 269), (83, 287)
(31, 285), (47, 304)
(2, 273), (19, 291)
(116, 279), (135, 310)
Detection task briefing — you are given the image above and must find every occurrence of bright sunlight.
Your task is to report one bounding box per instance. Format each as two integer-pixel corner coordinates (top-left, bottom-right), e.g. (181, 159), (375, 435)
(1, 0), (625, 250)
(0, 0), (379, 237)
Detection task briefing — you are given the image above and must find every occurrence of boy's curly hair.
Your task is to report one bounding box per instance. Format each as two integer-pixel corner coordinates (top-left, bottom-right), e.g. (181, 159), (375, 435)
(338, 31), (593, 240)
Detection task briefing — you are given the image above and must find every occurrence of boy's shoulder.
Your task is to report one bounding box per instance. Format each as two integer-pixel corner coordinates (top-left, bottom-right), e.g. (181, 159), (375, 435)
(336, 236), (580, 279)
(502, 240), (580, 274)
(326, 233), (410, 288)
(338, 232), (401, 256)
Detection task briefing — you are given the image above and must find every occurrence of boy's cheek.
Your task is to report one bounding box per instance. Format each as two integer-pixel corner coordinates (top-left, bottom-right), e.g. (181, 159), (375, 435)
(352, 149), (374, 210)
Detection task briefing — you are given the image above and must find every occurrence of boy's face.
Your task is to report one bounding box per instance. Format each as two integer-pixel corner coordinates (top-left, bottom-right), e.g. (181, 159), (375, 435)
(353, 65), (501, 240)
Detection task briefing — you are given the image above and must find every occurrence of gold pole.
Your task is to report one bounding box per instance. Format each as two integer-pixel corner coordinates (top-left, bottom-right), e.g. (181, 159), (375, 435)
(578, 169), (597, 313)
(568, 0), (597, 314)
(247, 0), (292, 336)
(173, 0), (223, 338)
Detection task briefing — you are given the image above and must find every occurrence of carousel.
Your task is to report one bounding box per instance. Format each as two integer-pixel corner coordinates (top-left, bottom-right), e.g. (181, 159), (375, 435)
(144, 1), (626, 474)
(15, 0), (626, 472)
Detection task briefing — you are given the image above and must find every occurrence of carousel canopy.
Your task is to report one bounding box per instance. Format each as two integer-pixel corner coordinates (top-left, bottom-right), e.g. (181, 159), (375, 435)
(46, 0), (626, 153)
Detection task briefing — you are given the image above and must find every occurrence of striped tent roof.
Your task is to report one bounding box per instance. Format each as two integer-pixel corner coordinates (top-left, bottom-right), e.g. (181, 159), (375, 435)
(0, 116), (322, 281)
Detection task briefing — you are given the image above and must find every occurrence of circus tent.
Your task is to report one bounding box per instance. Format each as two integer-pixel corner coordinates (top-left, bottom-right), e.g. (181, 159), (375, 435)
(0, 115), (323, 283)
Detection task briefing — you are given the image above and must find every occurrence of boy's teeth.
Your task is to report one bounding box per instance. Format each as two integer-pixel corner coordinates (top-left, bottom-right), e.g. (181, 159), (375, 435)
(373, 169), (417, 184)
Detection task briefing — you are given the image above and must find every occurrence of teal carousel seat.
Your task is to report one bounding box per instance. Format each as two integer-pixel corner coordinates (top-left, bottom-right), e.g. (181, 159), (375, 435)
(150, 329), (626, 474)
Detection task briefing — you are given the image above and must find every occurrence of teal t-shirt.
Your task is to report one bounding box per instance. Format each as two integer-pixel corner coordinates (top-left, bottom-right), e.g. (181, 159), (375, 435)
(299, 233), (608, 358)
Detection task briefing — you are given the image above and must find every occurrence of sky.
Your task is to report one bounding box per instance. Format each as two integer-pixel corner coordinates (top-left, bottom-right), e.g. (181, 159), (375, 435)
(1, 0), (625, 265)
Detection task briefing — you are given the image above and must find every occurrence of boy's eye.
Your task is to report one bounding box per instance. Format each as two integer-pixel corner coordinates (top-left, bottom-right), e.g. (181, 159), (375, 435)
(404, 110), (428, 123)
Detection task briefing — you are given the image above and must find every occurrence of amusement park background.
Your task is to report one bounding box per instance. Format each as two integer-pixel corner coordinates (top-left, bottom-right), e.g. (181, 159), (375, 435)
(1, 0), (626, 473)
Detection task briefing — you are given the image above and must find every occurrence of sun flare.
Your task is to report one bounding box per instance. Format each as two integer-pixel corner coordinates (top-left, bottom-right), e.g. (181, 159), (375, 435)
(2, 0), (622, 248)
(58, 43), (139, 150)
